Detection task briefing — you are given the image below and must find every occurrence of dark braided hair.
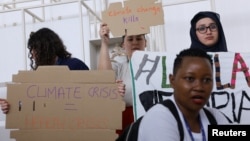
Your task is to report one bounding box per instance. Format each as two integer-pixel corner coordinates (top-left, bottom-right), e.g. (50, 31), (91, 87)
(173, 48), (213, 75)
(28, 28), (72, 70)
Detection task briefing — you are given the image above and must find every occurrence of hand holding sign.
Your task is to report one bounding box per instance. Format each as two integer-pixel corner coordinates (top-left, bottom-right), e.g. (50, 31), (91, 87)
(102, 0), (164, 37)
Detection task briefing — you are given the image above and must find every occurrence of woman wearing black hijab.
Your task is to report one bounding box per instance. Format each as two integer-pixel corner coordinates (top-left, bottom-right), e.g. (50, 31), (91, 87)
(190, 11), (228, 52)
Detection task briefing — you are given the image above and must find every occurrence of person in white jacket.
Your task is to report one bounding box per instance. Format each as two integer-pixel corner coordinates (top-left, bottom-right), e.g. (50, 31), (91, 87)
(138, 48), (229, 141)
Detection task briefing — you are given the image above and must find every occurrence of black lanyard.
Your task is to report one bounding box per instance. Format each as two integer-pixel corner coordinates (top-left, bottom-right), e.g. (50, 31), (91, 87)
(183, 115), (206, 141)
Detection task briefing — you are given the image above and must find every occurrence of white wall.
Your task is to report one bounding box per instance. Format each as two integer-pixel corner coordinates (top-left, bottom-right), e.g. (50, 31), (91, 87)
(216, 0), (250, 53)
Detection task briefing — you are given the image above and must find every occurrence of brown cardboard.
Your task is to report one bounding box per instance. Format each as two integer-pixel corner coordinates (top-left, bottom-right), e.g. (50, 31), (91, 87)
(6, 66), (125, 141)
(10, 129), (118, 141)
(12, 66), (116, 83)
(102, 0), (164, 37)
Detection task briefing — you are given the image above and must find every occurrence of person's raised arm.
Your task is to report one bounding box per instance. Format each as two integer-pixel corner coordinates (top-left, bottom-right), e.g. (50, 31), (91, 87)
(98, 23), (112, 70)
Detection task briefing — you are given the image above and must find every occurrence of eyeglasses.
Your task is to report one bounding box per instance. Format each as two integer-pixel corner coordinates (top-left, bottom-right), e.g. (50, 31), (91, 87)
(196, 23), (218, 34)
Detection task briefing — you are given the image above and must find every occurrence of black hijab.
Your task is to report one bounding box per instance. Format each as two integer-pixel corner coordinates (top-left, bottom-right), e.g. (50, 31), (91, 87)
(190, 11), (228, 52)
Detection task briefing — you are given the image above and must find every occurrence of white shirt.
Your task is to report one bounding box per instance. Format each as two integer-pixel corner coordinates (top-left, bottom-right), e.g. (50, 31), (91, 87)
(138, 96), (229, 141)
(112, 61), (133, 106)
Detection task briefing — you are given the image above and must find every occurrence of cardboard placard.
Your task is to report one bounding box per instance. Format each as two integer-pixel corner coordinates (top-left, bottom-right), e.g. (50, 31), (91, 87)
(102, 0), (164, 37)
(6, 66), (125, 141)
(12, 66), (116, 83)
(10, 129), (118, 141)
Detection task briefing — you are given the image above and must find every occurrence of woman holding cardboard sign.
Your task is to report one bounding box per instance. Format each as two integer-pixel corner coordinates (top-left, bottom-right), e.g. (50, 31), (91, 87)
(0, 27), (89, 114)
(98, 23), (147, 134)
